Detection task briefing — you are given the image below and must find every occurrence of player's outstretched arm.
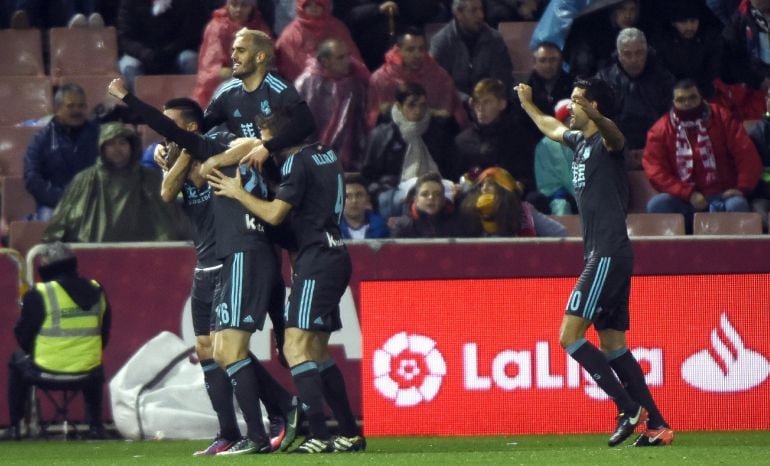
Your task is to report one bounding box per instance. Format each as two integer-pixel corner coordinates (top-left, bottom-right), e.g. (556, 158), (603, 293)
(515, 83), (567, 143)
(572, 94), (625, 152)
(160, 146), (192, 202)
(207, 168), (292, 225)
(199, 139), (260, 177)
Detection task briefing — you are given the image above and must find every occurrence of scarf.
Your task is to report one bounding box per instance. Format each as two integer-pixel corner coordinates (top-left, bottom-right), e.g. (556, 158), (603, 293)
(391, 104), (437, 181)
(670, 105), (719, 186)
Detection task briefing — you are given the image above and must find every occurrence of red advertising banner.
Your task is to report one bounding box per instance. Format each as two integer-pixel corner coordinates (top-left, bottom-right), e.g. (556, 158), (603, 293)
(361, 274), (770, 436)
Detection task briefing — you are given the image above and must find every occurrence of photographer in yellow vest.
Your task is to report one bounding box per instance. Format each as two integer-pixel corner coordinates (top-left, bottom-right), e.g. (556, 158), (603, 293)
(5, 242), (111, 440)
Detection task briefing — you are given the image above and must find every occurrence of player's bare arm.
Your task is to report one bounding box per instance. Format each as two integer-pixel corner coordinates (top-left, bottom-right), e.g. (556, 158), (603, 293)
(572, 94), (624, 152)
(160, 146), (192, 203)
(515, 83), (567, 143)
(207, 168), (292, 225)
(199, 138), (261, 177)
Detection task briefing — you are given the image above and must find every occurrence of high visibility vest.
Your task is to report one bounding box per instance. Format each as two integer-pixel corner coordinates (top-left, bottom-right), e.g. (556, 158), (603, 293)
(32, 280), (105, 373)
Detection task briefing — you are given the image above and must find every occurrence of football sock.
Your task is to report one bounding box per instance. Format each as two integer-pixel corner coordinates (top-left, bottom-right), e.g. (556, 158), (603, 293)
(226, 358), (267, 443)
(319, 358), (359, 436)
(607, 347), (669, 429)
(202, 359), (240, 440)
(290, 360), (330, 439)
(248, 352), (292, 417)
(566, 338), (637, 414)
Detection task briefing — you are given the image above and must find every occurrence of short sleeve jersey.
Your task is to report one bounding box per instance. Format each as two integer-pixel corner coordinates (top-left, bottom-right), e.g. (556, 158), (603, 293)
(204, 73), (302, 138)
(180, 181), (218, 268)
(562, 130), (631, 258)
(275, 144), (346, 268)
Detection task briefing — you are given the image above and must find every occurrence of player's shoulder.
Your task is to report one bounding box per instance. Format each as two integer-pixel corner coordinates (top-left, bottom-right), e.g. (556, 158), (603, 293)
(263, 72), (293, 94)
(210, 79), (243, 102)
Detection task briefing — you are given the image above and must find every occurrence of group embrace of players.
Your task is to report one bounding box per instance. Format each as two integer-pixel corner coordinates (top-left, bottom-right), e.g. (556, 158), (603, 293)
(108, 27), (363, 455)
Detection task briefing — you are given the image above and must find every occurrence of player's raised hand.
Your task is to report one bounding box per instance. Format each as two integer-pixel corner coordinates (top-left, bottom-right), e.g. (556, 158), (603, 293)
(153, 143), (168, 170)
(207, 167), (243, 199)
(571, 94), (602, 121)
(107, 77), (129, 100)
(240, 142), (269, 171)
(514, 83), (533, 105)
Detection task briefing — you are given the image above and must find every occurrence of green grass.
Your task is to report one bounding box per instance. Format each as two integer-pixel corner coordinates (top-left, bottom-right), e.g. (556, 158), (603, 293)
(1, 432), (769, 465)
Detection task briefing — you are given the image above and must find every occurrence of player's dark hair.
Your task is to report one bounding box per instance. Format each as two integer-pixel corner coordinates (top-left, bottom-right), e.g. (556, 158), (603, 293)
(394, 82), (427, 104)
(163, 97), (204, 130)
(255, 107), (291, 136)
(396, 26), (425, 47)
(673, 78), (700, 93)
(573, 77), (617, 117)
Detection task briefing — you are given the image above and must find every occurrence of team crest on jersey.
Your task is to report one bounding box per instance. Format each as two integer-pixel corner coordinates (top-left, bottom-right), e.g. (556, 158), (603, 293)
(578, 145), (591, 161)
(260, 100), (271, 115)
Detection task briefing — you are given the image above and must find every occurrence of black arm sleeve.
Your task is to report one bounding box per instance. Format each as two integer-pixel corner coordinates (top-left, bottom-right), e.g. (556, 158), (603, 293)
(15, 291), (44, 353)
(101, 295), (112, 349)
(263, 102), (316, 153)
(122, 93), (226, 159)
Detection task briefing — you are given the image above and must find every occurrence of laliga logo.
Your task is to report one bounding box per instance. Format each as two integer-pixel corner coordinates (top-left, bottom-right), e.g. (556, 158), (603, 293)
(373, 332), (446, 407)
(682, 313), (770, 393)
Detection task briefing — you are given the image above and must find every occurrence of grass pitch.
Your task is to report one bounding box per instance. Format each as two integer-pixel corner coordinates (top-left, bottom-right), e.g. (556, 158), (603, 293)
(1, 431), (769, 465)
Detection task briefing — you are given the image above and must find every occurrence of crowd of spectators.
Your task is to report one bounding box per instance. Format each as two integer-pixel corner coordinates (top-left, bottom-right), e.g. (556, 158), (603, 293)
(3, 0), (770, 246)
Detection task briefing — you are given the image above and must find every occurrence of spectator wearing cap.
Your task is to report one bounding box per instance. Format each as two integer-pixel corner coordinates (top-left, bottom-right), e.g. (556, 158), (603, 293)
(458, 166), (567, 237)
(534, 99), (576, 215)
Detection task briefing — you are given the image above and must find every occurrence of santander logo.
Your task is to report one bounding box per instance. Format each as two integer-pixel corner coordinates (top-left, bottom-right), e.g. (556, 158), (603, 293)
(681, 313), (770, 393)
(373, 332), (446, 407)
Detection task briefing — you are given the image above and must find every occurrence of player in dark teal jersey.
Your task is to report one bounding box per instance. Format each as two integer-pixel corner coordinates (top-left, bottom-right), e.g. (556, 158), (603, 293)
(516, 78), (672, 447)
(208, 110), (364, 454)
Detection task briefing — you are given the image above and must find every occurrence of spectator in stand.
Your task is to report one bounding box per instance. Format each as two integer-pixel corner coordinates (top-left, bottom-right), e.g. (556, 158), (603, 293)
(9, 0), (104, 28)
(333, 0), (448, 71)
(483, 0), (545, 28)
(429, 0), (513, 102)
(367, 27), (468, 129)
(744, 87), (770, 230)
(340, 174), (390, 239)
(269, 0), (296, 34)
(23, 84), (100, 221)
(454, 78), (544, 211)
(275, 0), (363, 82)
(117, 0), (207, 89)
(295, 38), (369, 171)
(193, 0), (273, 108)
(391, 171), (462, 238)
(534, 99), (576, 215)
(526, 41), (573, 117)
(643, 79), (763, 233)
(596, 27), (675, 153)
(650, 0), (722, 98)
(362, 82), (459, 217)
(43, 123), (185, 243)
(565, 0), (642, 78)
(721, 0), (770, 92)
(459, 166), (567, 237)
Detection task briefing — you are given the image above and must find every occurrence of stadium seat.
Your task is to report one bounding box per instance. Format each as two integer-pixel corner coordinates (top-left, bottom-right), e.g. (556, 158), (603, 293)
(693, 212), (763, 235)
(626, 213), (685, 237)
(0, 126), (37, 176)
(60, 74), (121, 115)
(549, 214), (582, 237)
(497, 21), (537, 82)
(0, 29), (44, 76)
(134, 74), (198, 109)
(49, 26), (118, 77)
(627, 170), (658, 214)
(1, 176), (35, 223)
(0, 76), (53, 126)
(8, 220), (49, 257)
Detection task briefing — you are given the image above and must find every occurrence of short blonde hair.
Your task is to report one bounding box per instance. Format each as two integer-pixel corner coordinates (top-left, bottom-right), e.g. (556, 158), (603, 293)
(235, 28), (275, 62)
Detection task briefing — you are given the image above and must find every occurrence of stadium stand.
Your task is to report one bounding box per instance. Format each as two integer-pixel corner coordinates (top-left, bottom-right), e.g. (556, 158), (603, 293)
(497, 21), (537, 82)
(8, 220), (49, 256)
(0, 76), (52, 125)
(0, 126), (37, 177)
(1, 176), (35, 224)
(627, 170), (658, 214)
(60, 75), (121, 115)
(0, 29), (44, 76)
(550, 214), (582, 237)
(626, 213), (685, 237)
(134, 74), (198, 109)
(693, 212), (763, 235)
(49, 26), (118, 77)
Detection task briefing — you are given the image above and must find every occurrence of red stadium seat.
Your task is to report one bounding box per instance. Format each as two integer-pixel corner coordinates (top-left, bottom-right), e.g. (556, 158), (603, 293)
(134, 74), (198, 109)
(8, 220), (49, 257)
(693, 212), (763, 235)
(60, 74), (121, 114)
(549, 214), (582, 237)
(0, 29), (44, 76)
(1, 176), (35, 224)
(627, 170), (659, 214)
(0, 76), (52, 126)
(497, 21), (537, 82)
(626, 213), (685, 237)
(0, 126), (38, 176)
(49, 27), (118, 77)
